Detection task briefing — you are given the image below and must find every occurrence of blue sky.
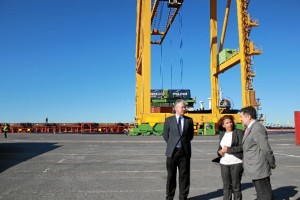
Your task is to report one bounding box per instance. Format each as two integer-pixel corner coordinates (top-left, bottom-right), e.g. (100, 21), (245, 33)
(0, 0), (299, 126)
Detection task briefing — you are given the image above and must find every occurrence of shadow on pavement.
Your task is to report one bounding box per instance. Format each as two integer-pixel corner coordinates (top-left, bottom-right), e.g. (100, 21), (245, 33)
(188, 182), (253, 200)
(273, 186), (298, 200)
(0, 142), (60, 173)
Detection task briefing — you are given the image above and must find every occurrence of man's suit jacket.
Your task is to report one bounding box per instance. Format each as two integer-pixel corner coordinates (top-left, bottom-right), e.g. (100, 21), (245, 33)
(217, 128), (244, 160)
(163, 115), (194, 158)
(242, 121), (276, 180)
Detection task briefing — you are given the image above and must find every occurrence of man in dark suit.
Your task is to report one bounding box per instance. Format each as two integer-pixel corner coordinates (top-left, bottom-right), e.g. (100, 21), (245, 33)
(240, 106), (276, 200)
(163, 99), (194, 200)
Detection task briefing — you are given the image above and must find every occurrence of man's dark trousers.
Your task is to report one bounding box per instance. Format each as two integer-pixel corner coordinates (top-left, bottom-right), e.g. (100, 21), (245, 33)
(166, 148), (190, 200)
(252, 177), (273, 200)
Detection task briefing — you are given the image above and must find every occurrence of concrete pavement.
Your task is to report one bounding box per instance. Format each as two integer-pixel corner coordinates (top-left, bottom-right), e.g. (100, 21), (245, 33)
(0, 132), (299, 200)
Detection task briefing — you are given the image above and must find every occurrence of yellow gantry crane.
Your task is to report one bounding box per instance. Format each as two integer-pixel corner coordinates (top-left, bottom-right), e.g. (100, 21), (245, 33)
(133, 0), (261, 135)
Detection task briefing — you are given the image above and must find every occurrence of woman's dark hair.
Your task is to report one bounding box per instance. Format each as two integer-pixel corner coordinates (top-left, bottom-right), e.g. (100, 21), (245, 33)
(216, 115), (236, 131)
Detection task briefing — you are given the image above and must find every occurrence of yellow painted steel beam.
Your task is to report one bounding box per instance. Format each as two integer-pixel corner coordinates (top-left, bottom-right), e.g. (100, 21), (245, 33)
(135, 0), (151, 124)
(151, 0), (160, 22)
(247, 13), (259, 27)
(135, 0), (143, 123)
(151, 29), (165, 35)
(158, 2), (183, 45)
(249, 41), (262, 55)
(135, 0), (142, 71)
(210, 0), (219, 121)
(151, 0), (185, 45)
(237, 0), (250, 107)
(139, 112), (241, 128)
(138, 113), (221, 124)
(219, 0), (231, 52)
(215, 52), (241, 75)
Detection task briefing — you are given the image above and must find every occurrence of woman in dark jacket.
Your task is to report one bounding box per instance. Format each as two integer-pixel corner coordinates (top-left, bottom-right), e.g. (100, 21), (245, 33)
(216, 115), (244, 200)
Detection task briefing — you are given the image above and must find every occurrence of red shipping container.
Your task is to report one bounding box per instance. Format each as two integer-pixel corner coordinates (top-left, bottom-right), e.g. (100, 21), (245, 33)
(295, 111), (300, 146)
(151, 106), (173, 113)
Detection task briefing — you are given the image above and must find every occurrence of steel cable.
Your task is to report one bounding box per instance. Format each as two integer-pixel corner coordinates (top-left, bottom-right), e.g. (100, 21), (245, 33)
(179, 9), (184, 89)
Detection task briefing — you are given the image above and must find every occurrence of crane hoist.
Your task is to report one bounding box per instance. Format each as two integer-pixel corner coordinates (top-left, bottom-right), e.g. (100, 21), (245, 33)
(132, 0), (262, 136)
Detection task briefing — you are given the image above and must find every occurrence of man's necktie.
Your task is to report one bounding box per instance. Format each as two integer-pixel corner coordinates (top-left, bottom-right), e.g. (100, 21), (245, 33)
(244, 127), (249, 137)
(176, 117), (183, 148)
(178, 116), (182, 134)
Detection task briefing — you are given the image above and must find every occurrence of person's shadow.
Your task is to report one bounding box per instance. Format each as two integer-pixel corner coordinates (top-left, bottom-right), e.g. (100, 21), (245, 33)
(0, 142), (60, 173)
(188, 184), (299, 200)
(188, 182), (253, 200)
(273, 186), (298, 200)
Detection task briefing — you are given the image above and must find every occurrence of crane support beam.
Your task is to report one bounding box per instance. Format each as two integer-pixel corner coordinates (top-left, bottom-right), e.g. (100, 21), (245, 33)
(151, 0), (160, 23)
(150, 0), (184, 45)
(249, 41), (262, 55)
(210, 0), (218, 119)
(157, 4), (183, 45)
(219, 0), (231, 52)
(215, 52), (241, 75)
(135, 0), (152, 124)
(151, 29), (165, 35)
(237, 0), (256, 107)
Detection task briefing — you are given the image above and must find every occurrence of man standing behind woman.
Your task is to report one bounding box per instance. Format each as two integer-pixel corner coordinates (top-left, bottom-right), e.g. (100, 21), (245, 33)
(240, 106), (276, 200)
(163, 99), (194, 200)
(216, 115), (244, 200)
